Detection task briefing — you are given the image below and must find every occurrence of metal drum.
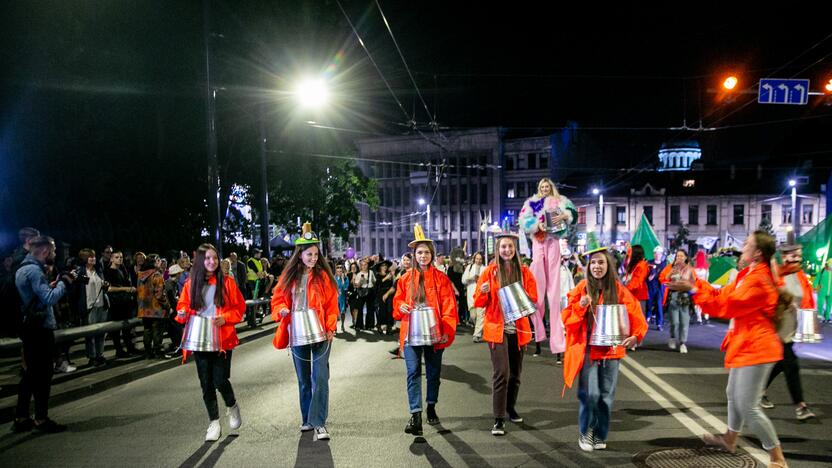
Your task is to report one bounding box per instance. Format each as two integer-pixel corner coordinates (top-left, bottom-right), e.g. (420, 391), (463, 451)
(290, 308), (326, 347)
(545, 208), (568, 235)
(498, 282), (537, 324)
(590, 305), (630, 347)
(408, 304), (441, 346)
(794, 308), (823, 343)
(181, 314), (221, 352)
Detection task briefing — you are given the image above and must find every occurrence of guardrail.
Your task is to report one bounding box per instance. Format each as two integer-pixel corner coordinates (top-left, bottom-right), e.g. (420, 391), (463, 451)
(0, 298), (272, 351)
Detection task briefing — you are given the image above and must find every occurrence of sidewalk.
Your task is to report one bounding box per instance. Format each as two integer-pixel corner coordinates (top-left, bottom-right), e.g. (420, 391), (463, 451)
(0, 318), (277, 423)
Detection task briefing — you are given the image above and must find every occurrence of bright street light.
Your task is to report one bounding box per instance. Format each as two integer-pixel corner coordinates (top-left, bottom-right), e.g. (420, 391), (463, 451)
(417, 198), (426, 206)
(723, 76), (738, 90)
(592, 188), (600, 195)
(294, 78), (330, 108)
(789, 179), (797, 187)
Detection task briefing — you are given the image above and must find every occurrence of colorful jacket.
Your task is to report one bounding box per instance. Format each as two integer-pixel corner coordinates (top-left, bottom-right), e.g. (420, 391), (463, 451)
(472, 263), (538, 347)
(392, 267), (458, 351)
(624, 260), (650, 301)
(175, 275), (246, 359)
(270, 271), (339, 349)
(137, 269), (168, 319)
(518, 194), (577, 241)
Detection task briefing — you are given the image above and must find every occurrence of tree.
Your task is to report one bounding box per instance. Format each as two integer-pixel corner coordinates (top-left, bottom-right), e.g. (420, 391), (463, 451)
(670, 224), (690, 251)
(758, 217), (775, 237)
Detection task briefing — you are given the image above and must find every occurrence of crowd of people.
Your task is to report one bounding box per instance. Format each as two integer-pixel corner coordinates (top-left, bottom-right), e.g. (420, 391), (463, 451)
(6, 176), (822, 467)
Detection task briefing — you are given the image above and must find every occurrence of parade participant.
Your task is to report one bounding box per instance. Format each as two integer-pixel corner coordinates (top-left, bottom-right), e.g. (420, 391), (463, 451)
(334, 264), (350, 333)
(760, 243), (816, 420)
(659, 249), (695, 354)
(676, 231), (787, 468)
(624, 245), (650, 315)
(175, 243), (246, 442)
(646, 246), (667, 330)
(518, 177), (577, 354)
(463, 252), (486, 342)
(393, 224), (458, 436)
(388, 253), (413, 358)
(556, 246), (576, 364)
(561, 245), (648, 452)
(473, 232), (538, 436)
(271, 223), (339, 441)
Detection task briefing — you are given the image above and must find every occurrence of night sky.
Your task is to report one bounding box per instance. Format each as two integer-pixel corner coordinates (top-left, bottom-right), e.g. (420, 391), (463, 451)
(1, 1), (830, 252)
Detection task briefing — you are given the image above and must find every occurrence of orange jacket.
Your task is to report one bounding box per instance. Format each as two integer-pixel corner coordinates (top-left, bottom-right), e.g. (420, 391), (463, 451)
(270, 271), (339, 350)
(392, 267), (458, 351)
(693, 263), (782, 368)
(658, 263), (696, 304)
(472, 263), (538, 347)
(561, 280), (648, 390)
(625, 260), (649, 300)
(175, 276), (246, 359)
(776, 267), (815, 309)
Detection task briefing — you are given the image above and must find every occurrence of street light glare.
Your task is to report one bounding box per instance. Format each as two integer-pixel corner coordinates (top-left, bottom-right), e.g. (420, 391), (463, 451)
(418, 198), (426, 205)
(592, 188), (600, 195)
(295, 78), (329, 108)
(723, 76), (738, 90)
(789, 179), (797, 187)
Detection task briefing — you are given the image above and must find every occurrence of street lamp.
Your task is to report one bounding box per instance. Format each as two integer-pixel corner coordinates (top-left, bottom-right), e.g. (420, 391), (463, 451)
(418, 198), (430, 240)
(789, 179), (798, 236)
(592, 187), (604, 243)
(294, 78), (330, 109)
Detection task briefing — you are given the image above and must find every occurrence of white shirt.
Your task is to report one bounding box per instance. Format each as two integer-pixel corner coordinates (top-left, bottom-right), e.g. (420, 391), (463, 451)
(85, 268), (106, 309)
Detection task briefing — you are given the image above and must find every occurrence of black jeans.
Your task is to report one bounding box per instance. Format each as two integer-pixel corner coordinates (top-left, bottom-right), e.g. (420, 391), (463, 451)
(16, 325), (55, 421)
(353, 293), (375, 329)
(195, 351), (236, 421)
(142, 318), (164, 356)
(765, 341), (804, 404)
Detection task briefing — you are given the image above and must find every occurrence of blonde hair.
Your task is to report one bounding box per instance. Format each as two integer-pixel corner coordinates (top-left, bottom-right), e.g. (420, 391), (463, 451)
(536, 178), (560, 198)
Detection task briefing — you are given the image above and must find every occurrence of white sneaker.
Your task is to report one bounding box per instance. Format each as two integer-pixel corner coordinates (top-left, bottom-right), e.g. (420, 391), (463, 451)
(227, 404), (242, 430)
(668, 339), (677, 350)
(205, 420), (221, 442)
(578, 433), (594, 452)
(313, 426), (330, 441)
(679, 344), (688, 354)
(300, 424), (313, 432)
(55, 361), (77, 373)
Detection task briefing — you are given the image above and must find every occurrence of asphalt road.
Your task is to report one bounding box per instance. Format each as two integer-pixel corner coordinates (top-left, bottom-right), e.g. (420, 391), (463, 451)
(1, 320), (830, 467)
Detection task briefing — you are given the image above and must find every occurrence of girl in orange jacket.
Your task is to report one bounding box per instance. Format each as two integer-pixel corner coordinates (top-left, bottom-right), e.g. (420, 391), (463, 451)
(392, 233), (458, 437)
(175, 243), (246, 442)
(680, 231), (787, 468)
(271, 227), (339, 442)
(472, 232), (538, 436)
(624, 244), (650, 309)
(561, 248), (648, 452)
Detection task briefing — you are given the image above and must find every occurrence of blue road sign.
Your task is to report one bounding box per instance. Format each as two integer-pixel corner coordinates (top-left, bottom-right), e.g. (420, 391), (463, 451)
(758, 78), (810, 105)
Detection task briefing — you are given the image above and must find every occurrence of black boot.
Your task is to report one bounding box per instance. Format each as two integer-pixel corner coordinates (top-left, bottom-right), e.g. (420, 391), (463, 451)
(426, 404), (440, 425)
(405, 412), (423, 436)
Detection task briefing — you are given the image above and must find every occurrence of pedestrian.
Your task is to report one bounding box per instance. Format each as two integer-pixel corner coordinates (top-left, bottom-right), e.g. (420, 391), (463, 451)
(131, 252), (146, 287)
(136, 254), (168, 359)
(175, 243), (246, 442)
(376, 261), (394, 334)
(334, 264), (349, 332)
(448, 243), (468, 324)
(678, 231), (788, 468)
(760, 242), (816, 420)
(75, 248), (110, 367)
(104, 251), (139, 357)
(352, 258), (376, 331)
(387, 253), (413, 358)
(518, 177), (577, 355)
(271, 223), (338, 441)
(660, 249), (695, 354)
(12, 236), (76, 433)
(228, 252), (248, 297)
(561, 246), (648, 452)
(462, 251), (486, 342)
(473, 232), (538, 436)
(392, 224), (458, 436)
(346, 262), (359, 329)
(98, 245), (114, 271)
(646, 246), (667, 330)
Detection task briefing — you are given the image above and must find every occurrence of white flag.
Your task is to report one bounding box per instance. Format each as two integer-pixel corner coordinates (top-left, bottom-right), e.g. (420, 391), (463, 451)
(724, 231), (740, 249)
(518, 231), (531, 257)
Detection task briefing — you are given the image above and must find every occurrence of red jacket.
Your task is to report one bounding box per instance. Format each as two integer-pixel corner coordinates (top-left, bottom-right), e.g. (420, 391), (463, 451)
(175, 276), (246, 359)
(472, 263), (538, 347)
(392, 267), (458, 351)
(693, 263), (782, 368)
(625, 260), (649, 300)
(270, 271), (339, 350)
(561, 280), (648, 390)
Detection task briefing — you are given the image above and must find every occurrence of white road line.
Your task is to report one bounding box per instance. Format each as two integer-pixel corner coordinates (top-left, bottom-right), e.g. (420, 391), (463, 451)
(798, 351), (832, 362)
(622, 358), (770, 466)
(649, 366), (832, 376)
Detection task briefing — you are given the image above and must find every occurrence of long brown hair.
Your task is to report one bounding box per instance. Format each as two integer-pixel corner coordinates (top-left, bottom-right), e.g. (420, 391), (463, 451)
(586, 250), (620, 307)
(189, 244), (225, 310)
(492, 237), (522, 287)
(276, 243), (336, 293)
(409, 241), (436, 304)
(626, 244), (645, 273)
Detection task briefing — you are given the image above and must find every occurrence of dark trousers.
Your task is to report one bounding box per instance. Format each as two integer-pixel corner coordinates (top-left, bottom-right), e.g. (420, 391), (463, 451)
(353, 294), (375, 329)
(765, 341), (804, 404)
(489, 333), (524, 419)
(142, 318), (164, 356)
(16, 326), (55, 421)
(194, 351), (236, 421)
(109, 303), (137, 353)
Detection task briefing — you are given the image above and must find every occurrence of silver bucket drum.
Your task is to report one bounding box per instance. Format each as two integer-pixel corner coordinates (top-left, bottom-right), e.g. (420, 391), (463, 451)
(794, 308), (823, 343)
(290, 308), (326, 347)
(498, 282), (537, 324)
(545, 209), (567, 235)
(408, 305), (441, 346)
(181, 314), (221, 352)
(590, 305), (630, 347)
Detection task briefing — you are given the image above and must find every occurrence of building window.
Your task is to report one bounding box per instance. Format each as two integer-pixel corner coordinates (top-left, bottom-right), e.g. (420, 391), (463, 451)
(706, 205), (717, 225)
(616, 206), (626, 225)
(670, 205), (681, 225)
(733, 204), (744, 225)
(505, 155), (515, 171)
(518, 154), (528, 170)
(517, 182), (528, 198)
(682, 179), (695, 188)
(761, 204), (772, 222)
(688, 205), (699, 225)
(643, 206), (653, 225)
(480, 185), (488, 204)
(782, 204), (792, 224)
(528, 153), (537, 170)
(577, 207), (586, 224)
(540, 153), (548, 169)
(802, 204), (813, 225)
(506, 184), (515, 199)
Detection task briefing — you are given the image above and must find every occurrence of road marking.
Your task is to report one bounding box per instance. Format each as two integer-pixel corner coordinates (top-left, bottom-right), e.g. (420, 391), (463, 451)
(798, 351), (832, 362)
(649, 366), (832, 376)
(621, 358), (770, 466)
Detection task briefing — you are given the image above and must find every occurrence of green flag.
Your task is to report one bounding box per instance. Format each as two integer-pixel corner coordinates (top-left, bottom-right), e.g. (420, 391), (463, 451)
(631, 213), (661, 261)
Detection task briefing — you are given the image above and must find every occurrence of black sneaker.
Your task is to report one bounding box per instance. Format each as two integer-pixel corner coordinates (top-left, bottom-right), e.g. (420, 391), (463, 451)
(491, 419), (506, 436)
(11, 418), (34, 433)
(426, 405), (440, 425)
(33, 419), (67, 433)
(760, 395), (774, 409)
(507, 409), (523, 423)
(404, 412), (423, 436)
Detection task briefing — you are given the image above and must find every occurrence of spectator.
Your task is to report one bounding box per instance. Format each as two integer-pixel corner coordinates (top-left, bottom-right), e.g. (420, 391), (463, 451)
(259, 257), (275, 298)
(376, 261), (394, 334)
(352, 258), (376, 331)
(105, 251), (139, 357)
(75, 248), (110, 367)
(176, 255), (192, 293)
(99, 245), (114, 270)
(137, 254), (168, 359)
(227, 252), (248, 296)
(448, 244), (469, 324)
(12, 227), (40, 270)
(463, 252), (486, 342)
(13, 236), (75, 433)
(346, 262), (359, 329)
(164, 264), (185, 358)
(246, 249), (265, 299)
(131, 252), (146, 286)
(334, 264), (349, 332)
(1, 253), (18, 337)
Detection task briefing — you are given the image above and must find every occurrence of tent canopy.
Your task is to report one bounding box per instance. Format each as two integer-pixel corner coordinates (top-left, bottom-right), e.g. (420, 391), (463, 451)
(631, 213), (661, 261)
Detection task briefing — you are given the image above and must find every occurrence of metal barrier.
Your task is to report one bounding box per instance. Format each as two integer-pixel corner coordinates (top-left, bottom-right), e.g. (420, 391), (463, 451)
(0, 298), (272, 351)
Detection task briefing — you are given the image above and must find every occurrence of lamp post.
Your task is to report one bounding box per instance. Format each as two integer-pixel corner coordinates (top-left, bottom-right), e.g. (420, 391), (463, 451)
(593, 187), (604, 243)
(789, 179), (798, 237)
(418, 198), (430, 239)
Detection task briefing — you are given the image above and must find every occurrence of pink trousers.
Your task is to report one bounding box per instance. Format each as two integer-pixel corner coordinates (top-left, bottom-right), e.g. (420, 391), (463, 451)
(529, 236), (565, 353)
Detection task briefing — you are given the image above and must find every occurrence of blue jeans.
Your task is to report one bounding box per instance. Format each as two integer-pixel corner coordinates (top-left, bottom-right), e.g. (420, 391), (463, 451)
(291, 340), (331, 427)
(404, 345), (444, 413)
(84, 306), (108, 360)
(577, 353), (620, 441)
